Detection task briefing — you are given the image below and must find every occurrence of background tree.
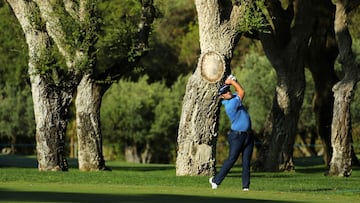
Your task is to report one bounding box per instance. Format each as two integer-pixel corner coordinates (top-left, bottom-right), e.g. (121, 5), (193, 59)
(74, 0), (157, 170)
(0, 3), (34, 154)
(349, 8), (360, 166)
(101, 75), (186, 163)
(0, 85), (35, 154)
(253, 0), (317, 172)
(306, 0), (339, 167)
(234, 48), (276, 135)
(328, 0), (360, 177)
(98, 0), (199, 163)
(6, 0), (97, 171)
(149, 75), (188, 163)
(140, 0), (198, 85)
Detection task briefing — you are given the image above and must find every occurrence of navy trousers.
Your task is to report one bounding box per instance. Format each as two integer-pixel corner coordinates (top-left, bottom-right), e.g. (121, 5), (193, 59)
(213, 130), (254, 189)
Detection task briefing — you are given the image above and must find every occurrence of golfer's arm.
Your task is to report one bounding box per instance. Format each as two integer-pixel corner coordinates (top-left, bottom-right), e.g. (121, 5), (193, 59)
(231, 80), (245, 100)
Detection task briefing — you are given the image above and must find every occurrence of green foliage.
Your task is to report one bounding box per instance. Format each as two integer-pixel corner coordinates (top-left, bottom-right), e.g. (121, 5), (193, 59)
(27, 1), (46, 32)
(178, 21), (200, 68)
(100, 75), (187, 162)
(140, 0), (197, 85)
(51, 0), (99, 69)
(298, 69), (316, 130)
(0, 3), (35, 151)
(349, 6), (360, 41)
(95, 0), (142, 74)
(232, 47), (276, 134)
(0, 3), (28, 87)
(101, 76), (158, 143)
(238, 0), (269, 33)
(0, 85), (35, 150)
(149, 75), (188, 162)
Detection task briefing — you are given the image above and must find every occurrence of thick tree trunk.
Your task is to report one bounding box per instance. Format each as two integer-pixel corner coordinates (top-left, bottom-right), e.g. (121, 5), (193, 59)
(254, 0), (314, 172)
(7, 0), (95, 171)
(32, 75), (73, 171)
(329, 82), (354, 176)
(306, 1), (338, 167)
(74, 0), (156, 169)
(36, 0), (97, 171)
(6, 0), (75, 171)
(328, 0), (360, 177)
(176, 70), (221, 176)
(76, 73), (108, 171)
(176, 0), (247, 176)
(255, 69), (305, 171)
(124, 143), (152, 164)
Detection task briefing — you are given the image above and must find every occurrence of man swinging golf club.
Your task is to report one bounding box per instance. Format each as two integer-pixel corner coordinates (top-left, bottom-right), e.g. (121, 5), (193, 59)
(209, 74), (254, 191)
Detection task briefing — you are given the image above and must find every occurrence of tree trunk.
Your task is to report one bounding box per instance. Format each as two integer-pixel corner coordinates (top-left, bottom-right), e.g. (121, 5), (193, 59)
(124, 143), (152, 164)
(76, 73), (108, 171)
(36, 0), (98, 171)
(306, 0), (338, 167)
(7, 0), (95, 171)
(32, 76), (74, 171)
(176, 71), (222, 176)
(329, 82), (354, 176)
(74, 0), (156, 169)
(6, 0), (75, 171)
(254, 0), (315, 172)
(255, 70), (305, 171)
(328, 0), (360, 177)
(176, 0), (247, 176)
(125, 145), (141, 163)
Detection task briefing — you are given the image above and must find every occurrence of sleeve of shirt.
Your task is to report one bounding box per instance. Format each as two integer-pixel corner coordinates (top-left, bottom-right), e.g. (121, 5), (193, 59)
(224, 94), (242, 115)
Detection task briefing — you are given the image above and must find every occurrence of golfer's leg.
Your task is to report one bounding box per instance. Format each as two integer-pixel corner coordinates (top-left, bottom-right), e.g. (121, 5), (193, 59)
(213, 132), (242, 185)
(241, 134), (254, 189)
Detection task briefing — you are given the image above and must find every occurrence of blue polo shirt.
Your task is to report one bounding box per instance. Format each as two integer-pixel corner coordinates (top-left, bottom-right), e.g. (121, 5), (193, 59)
(221, 93), (251, 132)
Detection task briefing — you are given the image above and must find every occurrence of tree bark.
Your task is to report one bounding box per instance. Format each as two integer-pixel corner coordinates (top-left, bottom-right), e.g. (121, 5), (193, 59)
(7, 0), (95, 171)
(76, 73), (108, 171)
(176, 0), (247, 176)
(254, 0), (315, 172)
(32, 76), (74, 171)
(328, 0), (360, 177)
(329, 82), (354, 176)
(74, 0), (156, 170)
(37, 0), (102, 171)
(6, 0), (75, 171)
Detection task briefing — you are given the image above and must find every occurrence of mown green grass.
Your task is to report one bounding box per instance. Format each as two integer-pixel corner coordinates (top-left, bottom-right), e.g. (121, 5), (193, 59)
(0, 155), (359, 203)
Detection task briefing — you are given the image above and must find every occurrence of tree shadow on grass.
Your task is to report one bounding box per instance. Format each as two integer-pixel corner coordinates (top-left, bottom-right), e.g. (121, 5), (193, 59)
(0, 154), (175, 172)
(0, 154), (79, 169)
(227, 157), (332, 176)
(0, 154), (37, 168)
(110, 165), (174, 172)
(0, 189), (298, 203)
(293, 156), (328, 174)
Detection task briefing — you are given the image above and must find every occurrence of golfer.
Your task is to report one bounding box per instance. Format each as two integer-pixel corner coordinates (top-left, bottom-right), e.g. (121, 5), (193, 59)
(209, 75), (254, 191)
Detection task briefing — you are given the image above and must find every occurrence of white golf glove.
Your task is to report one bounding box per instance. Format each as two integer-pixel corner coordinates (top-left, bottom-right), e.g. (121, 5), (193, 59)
(228, 74), (237, 81)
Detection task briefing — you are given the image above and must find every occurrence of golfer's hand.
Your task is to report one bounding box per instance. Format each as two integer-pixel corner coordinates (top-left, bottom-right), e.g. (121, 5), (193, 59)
(228, 75), (236, 81)
(225, 75), (236, 85)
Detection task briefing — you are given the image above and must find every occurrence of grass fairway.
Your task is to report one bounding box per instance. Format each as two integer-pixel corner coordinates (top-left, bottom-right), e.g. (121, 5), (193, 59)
(0, 155), (359, 203)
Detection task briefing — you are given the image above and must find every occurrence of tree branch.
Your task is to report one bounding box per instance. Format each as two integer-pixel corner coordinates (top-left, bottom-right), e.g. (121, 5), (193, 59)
(34, 0), (75, 68)
(63, 0), (79, 20)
